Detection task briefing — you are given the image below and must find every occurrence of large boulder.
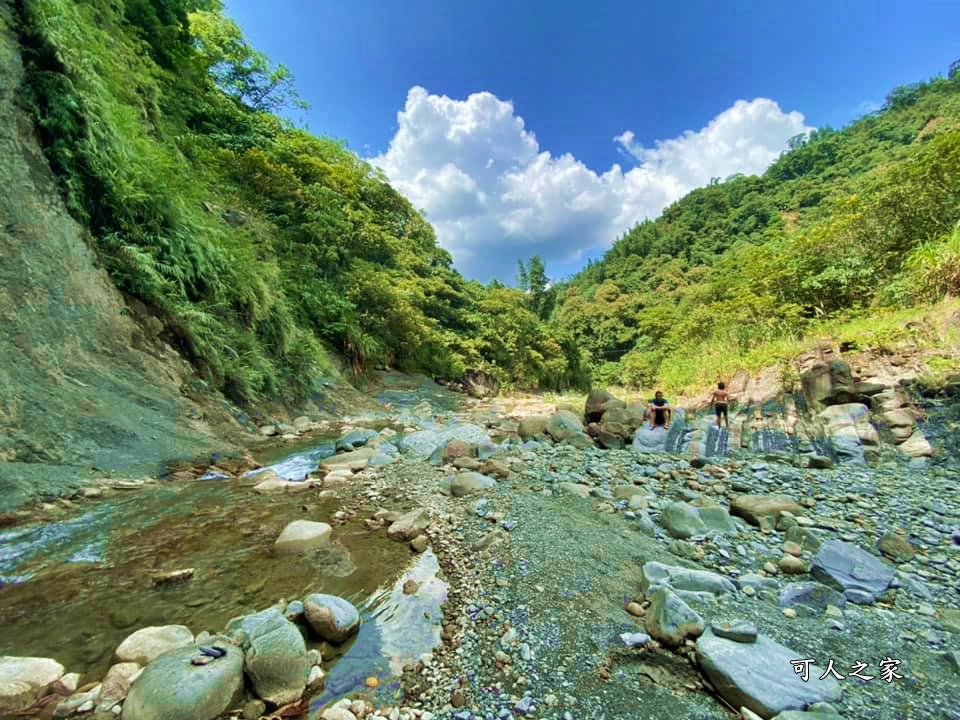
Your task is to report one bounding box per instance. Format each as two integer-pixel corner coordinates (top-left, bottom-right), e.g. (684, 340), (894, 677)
(657, 502), (738, 539)
(545, 411), (584, 442)
(114, 626), (194, 666)
(399, 424), (492, 458)
(801, 361), (857, 408)
(226, 608), (310, 705)
(584, 389), (615, 423)
(303, 594), (361, 643)
(696, 629), (842, 718)
(815, 403), (872, 462)
(274, 521), (333, 554)
(517, 416), (549, 441)
(449, 471), (496, 497)
(810, 540), (894, 604)
(121, 644), (244, 720)
(0, 657), (65, 714)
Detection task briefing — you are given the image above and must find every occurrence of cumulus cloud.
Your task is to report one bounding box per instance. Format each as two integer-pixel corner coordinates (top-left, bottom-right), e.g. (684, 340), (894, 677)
(370, 88), (813, 283)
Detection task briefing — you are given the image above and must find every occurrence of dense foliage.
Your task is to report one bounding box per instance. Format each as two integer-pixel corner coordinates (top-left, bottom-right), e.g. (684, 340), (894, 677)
(13, 0), (588, 402)
(552, 67), (960, 392)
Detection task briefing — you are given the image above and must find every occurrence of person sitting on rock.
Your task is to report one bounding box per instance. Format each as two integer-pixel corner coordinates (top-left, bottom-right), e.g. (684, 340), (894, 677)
(648, 391), (672, 430)
(712, 382), (729, 429)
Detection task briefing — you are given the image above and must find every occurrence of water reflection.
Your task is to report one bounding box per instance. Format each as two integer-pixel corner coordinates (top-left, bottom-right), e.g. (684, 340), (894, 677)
(311, 549), (447, 714)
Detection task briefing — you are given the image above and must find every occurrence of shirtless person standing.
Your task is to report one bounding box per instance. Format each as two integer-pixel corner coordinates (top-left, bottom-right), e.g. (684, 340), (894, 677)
(712, 382), (729, 428)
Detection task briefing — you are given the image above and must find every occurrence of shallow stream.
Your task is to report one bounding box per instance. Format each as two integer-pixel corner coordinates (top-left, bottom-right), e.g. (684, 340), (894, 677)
(0, 436), (447, 710)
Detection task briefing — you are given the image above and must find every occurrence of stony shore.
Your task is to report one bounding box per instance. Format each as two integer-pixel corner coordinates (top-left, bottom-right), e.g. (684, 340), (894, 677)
(1, 373), (959, 720)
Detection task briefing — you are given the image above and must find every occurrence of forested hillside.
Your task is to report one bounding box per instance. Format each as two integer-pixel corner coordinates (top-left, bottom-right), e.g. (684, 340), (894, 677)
(553, 66), (960, 392)
(12, 0), (587, 403)
(12, 0), (960, 404)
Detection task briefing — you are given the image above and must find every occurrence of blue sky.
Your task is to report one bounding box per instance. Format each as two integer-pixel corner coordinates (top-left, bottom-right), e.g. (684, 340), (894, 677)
(223, 0), (960, 283)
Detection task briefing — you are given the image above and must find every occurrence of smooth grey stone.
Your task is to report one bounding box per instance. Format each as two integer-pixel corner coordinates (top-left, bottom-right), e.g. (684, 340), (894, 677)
(777, 583), (846, 617)
(810, 540), (894, 604)
(696, 629), (842, 717)
(121, 644), (244, 720)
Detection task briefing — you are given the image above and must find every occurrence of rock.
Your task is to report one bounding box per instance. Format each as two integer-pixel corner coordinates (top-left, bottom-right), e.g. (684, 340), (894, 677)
(730, 495), (805, 528)
(801, 361), (857, 408)
(556, 483), (591, 499)
(640, 561), (736, 595)
(596, 424), (627, 449)
(399, 424), (491, 457)
(121, 643), (244, 720)
(0, 656), (65, 714)
(807, 455), (833, 470)
(114, 626), (194, 666)
(620, 632), (651, 648)
(810, 540), (895, 604)
(254, 478), (312, 494)
(292, 416), (313, 433)
(450, 471), (496, 497)
(778, 556), (809, 575)
(710, 621), (757, 644)
(410, 535), (429, 553)
(387, 508), (430, 541)
(226, 608), (310, 705)
(897, 432), (933, 457)
(877, 530), (915, 563)
(303, 594), (360, 643)
(777, 583), (846, 618)
(816, 403), (872, 461)
(518, 416), (549, 441)
(771, 706), (843, 720)
(274, 521), (333, 554)
(644, 588), (704, 648)
(99, 662), (141, 709)
(585, 389), (615, 422)
(696, 629), (842, 718)
(545, 411), (585, 442)
(659, 501), (707, 539)
(335, 429), (378, 452)
(319, 447), (374, 471)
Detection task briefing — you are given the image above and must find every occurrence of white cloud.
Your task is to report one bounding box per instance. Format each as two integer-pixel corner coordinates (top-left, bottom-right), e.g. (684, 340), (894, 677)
(370, 88), (813, 283)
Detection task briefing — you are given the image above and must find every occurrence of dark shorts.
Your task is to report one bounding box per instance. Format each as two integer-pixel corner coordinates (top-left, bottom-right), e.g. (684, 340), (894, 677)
(715, 403), (728, 419)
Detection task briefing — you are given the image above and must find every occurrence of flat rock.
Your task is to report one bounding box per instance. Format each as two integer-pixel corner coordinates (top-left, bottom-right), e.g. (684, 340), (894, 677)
(731, 495), (805, 527)
(450, 471), (496, 497)
(0, 656), (65, 714)
(121, 643), (243, 720)
(644, 587), (704, 648)
(304, 594), (360, 643)
(810, 540), (894, 604)
(319, 447), (374, 470)
(877, 530), (915, 563)
(640, 561), (736, 595)
(114, 625), (194, 665)
(710, 621), (757, 643)
(777, 583), (845, 617)
(254, 479), (311, 494)
(696, 629), (842, 718)
(274, 521), (333, 554)
(556, 482), (591, 499)
(387, 508), (430, 541)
